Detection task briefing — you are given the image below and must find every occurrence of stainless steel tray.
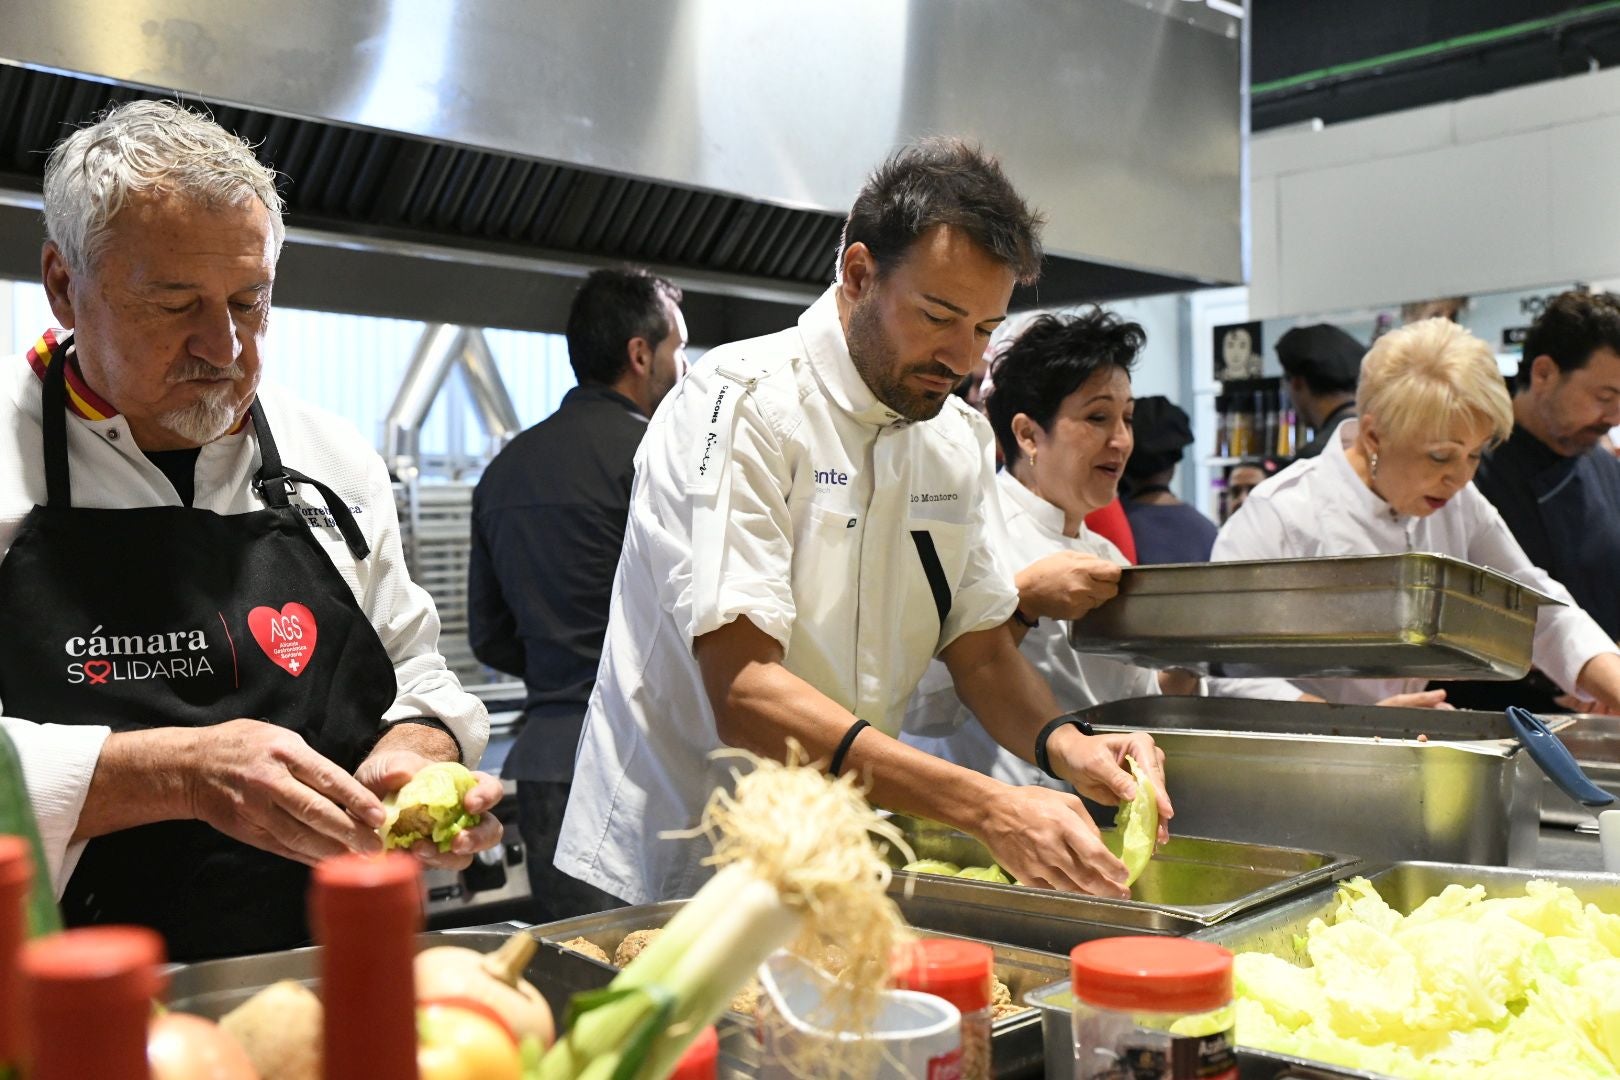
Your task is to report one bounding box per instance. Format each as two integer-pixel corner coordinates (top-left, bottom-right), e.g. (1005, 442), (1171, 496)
(1082, 696), (1571, 866)
(164, 923), (754, 1077)
(882, 814), (1359, 954)
(1187, 861), (1620, 1080)
(1067, 553), (1560, 679)
(1544, 714), (1620, 826)
(532, 901), (1066, 1080)
(1026, 981), (1392, 1080)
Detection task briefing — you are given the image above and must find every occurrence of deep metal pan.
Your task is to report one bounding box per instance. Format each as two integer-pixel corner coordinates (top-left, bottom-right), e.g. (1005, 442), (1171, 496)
(1068, 552), (1560, 679)
(881, 815), (1359, 954)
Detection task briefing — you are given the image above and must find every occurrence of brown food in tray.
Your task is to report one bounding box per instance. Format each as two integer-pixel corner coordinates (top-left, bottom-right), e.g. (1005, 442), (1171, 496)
(558, 936), (611, 965)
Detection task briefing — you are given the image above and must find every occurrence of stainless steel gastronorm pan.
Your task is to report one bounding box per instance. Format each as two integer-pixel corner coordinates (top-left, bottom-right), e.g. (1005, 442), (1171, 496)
(1081, 695), (1571, 867)
(1068, 553), (1560, 679)
(1184, 861), (1620, 1080)
(533, 901), (1068, 1080)
(881, 814), (1358, 954)
(1544, 714), (1620, 826)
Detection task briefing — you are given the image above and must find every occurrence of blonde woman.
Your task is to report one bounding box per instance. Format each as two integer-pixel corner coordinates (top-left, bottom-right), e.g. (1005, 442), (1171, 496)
(1212, 318), (1620, 711)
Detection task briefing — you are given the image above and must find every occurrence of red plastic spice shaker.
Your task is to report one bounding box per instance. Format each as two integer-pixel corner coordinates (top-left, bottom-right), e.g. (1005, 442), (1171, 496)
(1070, 937), (1237, 1080)
(19, 924), (166, 1080)
(892, 937), (995, 1080)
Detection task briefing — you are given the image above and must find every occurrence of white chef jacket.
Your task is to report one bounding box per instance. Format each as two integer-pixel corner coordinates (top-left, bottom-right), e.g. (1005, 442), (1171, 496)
(902, 470), (1161, 790)
(1209, 419), (1619, 704)
(556, 286), (1020, 904)
(0, 338), (489, 893)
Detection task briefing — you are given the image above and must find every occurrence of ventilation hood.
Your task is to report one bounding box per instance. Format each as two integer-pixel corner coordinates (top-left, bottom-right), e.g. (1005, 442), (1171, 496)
(0, 0), (1246, 339)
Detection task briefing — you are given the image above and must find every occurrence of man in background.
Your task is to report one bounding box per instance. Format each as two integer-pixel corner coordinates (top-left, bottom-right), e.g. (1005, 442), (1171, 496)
(1122, 396), (1218, 564)
(469, 266), (687, 919)
(1455, 290), (1620, 712)
(1277, 323), (1364, 459)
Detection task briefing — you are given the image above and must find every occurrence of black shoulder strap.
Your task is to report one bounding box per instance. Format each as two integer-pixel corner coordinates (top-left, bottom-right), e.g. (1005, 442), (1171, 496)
(249, 398), (372, 561)
(41, 336), (71, 508)
(909, 529), (952, 628)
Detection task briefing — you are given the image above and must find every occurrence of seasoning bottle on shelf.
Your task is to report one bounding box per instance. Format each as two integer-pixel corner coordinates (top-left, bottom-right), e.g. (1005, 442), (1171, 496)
(1070, 937), (1237, 1080)
(18, 925), (166, 1080)
(312, 852), (423, 1080)
(1213, 395), (1229, 457)
(892, 937), (994, 1080)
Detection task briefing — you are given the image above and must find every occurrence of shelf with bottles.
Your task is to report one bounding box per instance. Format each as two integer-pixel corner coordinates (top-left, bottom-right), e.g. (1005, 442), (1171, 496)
(1213, 377), (1313, 462)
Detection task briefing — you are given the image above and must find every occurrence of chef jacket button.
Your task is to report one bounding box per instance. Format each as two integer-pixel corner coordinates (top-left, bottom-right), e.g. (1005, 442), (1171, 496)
(106, 429), (119, 441)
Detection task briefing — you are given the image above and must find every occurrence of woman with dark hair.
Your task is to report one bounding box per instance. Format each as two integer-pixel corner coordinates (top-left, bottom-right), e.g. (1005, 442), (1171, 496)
(905, 309), (1190, 788)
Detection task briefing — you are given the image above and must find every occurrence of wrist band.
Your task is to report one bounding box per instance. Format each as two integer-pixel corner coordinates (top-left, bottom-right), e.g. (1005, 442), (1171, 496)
(1012, 607), (1039, 629)
(829, 719), (871, 777)
(1033, 713), (1096, 781)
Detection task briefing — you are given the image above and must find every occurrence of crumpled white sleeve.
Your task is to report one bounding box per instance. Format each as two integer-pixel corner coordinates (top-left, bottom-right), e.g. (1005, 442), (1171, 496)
(0, 714), (108, 897)
(666, 396), (797, 652)
(1205, 495), (1310, 701)
(1463, 491), (1619, 695)
(356, 454), (489, 766)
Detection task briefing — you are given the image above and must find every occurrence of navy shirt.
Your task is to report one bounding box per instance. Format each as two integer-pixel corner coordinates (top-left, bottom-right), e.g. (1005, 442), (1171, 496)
(1121, 500), (1219, 565)
(469, 385), (648, 781)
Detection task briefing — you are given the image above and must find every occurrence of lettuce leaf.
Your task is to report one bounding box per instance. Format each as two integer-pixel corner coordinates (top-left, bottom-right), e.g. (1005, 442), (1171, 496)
(956, 864), (1013, 884)
(900, 859), (961, 876)
(380, 761), (481, 853)
(1116, 755), (1157, 888)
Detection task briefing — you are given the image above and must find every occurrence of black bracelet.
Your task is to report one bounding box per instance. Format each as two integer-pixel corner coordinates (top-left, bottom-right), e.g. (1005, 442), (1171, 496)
(828, 719), (871, 777)
(1033, 713), (1096, 781)
(1012, 607), (1039, 629)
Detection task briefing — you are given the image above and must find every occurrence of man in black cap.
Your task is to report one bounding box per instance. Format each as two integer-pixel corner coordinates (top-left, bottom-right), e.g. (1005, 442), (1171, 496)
(1122, 396), (1218, 564)
(1277, 323), (1364, 458)
(1447, 291), (1620, 713)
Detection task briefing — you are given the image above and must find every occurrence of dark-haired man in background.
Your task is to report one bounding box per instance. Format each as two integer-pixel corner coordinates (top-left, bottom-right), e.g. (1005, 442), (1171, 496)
(469, 266), (686, 919)
(1455, 290), (1620, 713)
(1277, 323), (1364, 459)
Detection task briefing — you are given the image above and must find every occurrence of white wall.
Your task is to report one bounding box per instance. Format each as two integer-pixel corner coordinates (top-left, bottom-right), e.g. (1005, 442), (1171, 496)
(1250, 65), (1620, 319)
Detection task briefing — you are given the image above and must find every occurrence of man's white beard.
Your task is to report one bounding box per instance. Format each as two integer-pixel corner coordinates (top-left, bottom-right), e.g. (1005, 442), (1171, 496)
(158, 386), (241, 444)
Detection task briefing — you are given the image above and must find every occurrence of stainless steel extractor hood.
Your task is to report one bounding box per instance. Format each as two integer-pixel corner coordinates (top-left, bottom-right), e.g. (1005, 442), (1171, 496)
(0, 0), (1247, 337)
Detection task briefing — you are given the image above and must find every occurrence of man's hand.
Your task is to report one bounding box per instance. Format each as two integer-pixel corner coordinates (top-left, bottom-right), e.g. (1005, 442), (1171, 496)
(355, 725), (504, 871)
(183, 719), (387, 865)
(1376, 690), (1453, 710)
(1048, 727), (1173, 846)
(973, 785), (1130, 898)
(1014, 551), (1122, 621)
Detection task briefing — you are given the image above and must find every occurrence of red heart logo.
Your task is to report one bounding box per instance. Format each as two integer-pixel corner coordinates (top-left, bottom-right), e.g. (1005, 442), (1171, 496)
(247, 603), (318, 677)
(83, 659), (112, 685)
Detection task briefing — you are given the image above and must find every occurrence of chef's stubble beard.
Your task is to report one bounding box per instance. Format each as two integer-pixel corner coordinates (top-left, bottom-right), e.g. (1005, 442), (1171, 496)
(847, 297), (956, 422)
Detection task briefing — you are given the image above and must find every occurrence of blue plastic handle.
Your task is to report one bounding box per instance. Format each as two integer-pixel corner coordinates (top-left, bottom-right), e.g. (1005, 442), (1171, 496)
(1506, 706), (1616, 807)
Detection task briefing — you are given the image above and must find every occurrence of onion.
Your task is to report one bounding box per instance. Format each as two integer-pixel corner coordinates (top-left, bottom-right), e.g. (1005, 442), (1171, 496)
(148, 1012), (259, 1080)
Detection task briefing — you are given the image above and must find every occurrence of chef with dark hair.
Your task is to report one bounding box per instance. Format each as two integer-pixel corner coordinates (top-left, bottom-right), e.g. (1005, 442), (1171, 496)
(1277, 323), (1365, 460)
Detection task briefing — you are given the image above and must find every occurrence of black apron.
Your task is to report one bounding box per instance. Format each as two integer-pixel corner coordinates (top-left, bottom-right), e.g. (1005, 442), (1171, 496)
(0, 336), (397, 960)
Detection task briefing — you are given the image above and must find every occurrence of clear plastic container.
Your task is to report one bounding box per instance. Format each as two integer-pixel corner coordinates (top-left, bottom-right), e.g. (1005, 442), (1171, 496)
(891, 937), (993, 1080)
(1069, 937), (1237, 1080)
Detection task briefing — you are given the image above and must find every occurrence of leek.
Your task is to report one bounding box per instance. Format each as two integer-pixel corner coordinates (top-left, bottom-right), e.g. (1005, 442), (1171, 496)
(536, 746), (913, 1080)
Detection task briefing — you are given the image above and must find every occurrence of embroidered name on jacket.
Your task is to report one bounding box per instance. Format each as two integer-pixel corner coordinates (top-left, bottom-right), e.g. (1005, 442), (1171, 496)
(65, 624), (215, 685)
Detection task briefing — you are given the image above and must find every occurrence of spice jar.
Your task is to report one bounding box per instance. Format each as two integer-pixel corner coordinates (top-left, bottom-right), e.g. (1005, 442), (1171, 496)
(19, 925), (167, 1080)
(1070, 937), (1237, 1080)
(892, 937), (994, 1080)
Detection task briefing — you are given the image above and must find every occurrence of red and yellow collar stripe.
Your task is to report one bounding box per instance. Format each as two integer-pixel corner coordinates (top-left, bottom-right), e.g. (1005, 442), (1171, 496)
(26, 328), (250, 434)
(26, 329), (117, 421)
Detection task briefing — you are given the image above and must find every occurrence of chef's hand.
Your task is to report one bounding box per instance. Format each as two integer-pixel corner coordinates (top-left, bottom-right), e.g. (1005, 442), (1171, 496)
(184, 718), (387, 865)
(1376, 690), (1454, 710)
(1049, 727), (1174, 847)
(1574, 653), (1620, 716)
(1014, 551), (1122, 621)
(355, 726), (504, 871)
(974, 785), (1130, 898)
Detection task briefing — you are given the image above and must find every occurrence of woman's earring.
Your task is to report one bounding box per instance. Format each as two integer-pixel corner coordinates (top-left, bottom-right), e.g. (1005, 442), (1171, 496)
(1030, 449), (1037, 469)
(1370, 452), (1379, 479)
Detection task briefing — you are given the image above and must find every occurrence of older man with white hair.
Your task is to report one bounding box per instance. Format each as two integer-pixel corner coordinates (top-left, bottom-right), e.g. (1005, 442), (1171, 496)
(0, 100), (499, 960)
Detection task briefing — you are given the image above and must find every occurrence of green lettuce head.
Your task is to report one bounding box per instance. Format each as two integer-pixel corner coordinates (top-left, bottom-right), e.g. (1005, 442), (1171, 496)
(381, 761), (481, 853)
(1116, 755), (1158, 888)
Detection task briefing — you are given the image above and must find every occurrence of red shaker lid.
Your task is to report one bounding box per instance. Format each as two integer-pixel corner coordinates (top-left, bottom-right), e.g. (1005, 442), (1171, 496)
(891, 937), (995, 1013)
(0, 834), (29, 890)
(669, 1024), (719, 1080)
(311, 852), (422, 923)
(1070, 937), (1233, 1014)
(21, 925), (166, 1009)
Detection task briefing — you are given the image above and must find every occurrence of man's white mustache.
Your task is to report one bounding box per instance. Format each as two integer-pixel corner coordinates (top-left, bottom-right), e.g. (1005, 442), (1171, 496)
(167, 363), (246, 384)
